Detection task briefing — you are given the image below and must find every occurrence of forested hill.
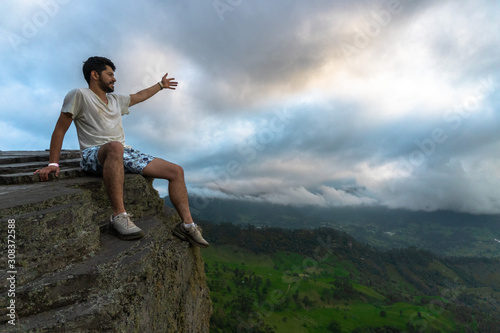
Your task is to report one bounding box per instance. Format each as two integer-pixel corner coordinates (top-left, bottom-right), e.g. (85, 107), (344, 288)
(162, 194), (500, 331)
(201, 222), (500, 332)
(165, 196), (500, 257)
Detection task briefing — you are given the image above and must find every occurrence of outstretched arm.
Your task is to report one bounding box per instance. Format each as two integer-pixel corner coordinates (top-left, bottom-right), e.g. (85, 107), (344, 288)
(129, 73), (178, 107)
(34, 112), (73, 181)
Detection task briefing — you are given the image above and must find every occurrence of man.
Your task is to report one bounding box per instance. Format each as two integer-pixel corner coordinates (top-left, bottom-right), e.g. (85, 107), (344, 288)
(34, 56), (208, 247)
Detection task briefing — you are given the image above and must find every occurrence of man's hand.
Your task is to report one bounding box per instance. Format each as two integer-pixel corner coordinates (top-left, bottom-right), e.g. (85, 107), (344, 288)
(160, 73), (178, 90)
(34, 165), (60, 181)
(130, 72), (178, 107)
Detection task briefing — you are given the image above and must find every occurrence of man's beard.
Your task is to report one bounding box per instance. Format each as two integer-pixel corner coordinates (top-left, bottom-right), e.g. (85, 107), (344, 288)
(98, 78), (114, 93)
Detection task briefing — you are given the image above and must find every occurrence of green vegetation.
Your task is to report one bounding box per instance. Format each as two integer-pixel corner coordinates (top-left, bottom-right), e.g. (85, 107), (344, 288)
(164, 197), (500, 330)
(201, 223), (500, 332)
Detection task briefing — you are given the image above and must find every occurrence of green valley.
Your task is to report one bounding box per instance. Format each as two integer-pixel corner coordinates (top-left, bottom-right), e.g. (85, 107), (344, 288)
(200, 223), (500, 332)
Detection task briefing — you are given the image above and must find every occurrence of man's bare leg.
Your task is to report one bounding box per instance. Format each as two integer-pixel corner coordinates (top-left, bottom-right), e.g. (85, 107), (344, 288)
(98, 141), (126, 216)
(143, 158), (208, 247)
(142, 158), (193, 223)
(97, 142), (143, 240)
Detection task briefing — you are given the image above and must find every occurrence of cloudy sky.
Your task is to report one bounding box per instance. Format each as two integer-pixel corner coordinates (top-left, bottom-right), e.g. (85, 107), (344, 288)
(1, 0), (499, 215)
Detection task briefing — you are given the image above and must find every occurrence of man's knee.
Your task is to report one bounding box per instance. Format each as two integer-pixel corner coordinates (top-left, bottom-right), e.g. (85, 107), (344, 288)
(171, 164), (184, 180)
(105, 141), (124, 152)
(161, 162), (184, 181)
(99, 141), (124, 164)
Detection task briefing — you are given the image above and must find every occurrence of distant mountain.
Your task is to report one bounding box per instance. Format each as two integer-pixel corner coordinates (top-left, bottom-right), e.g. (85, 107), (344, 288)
(164, 195), (500, 257)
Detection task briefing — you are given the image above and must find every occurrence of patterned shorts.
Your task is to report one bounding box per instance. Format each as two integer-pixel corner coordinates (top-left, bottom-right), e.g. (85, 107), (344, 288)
(80, 146), (156, 175)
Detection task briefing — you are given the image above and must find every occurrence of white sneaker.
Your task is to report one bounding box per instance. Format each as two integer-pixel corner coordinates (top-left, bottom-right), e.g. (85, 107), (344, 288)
(173, 222), (209, 248)
(109, 213), (144, 240)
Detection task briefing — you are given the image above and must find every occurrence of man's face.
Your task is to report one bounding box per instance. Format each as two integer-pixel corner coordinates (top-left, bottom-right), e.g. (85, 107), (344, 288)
(96, 65), (116, 93)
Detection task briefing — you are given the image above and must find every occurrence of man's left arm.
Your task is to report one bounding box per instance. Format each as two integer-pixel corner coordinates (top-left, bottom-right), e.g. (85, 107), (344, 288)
(129, 73), (178, 107)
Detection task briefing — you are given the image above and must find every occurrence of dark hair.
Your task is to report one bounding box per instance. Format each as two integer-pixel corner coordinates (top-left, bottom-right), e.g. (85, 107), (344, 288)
(82, 56), (116, 84)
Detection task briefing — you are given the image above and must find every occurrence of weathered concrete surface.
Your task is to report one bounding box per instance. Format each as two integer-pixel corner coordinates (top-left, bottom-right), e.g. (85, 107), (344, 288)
(0, 150), (84, 185)
(0, 151), (212, 332)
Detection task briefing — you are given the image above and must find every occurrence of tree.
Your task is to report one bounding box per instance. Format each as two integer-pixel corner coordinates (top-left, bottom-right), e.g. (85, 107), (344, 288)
(327, 320), (342, 333)
(302, 295), (313, 308)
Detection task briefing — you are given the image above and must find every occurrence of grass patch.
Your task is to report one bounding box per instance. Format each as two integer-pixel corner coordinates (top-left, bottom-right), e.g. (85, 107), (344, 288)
(203, 244), (473, 332)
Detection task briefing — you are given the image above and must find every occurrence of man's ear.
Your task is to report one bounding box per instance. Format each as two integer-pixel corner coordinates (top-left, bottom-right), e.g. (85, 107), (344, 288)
(90, 70), (100, 81)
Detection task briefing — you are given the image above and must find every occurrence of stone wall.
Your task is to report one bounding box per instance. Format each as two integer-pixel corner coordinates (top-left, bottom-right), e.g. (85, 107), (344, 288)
(0, 151), (212, 332)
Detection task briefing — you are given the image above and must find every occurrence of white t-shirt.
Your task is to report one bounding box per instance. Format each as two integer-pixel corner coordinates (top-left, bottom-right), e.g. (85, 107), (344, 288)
(61, 88), (131, 150)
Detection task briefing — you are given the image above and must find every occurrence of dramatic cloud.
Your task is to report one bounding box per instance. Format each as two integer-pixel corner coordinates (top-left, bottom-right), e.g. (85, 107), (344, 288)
(1, 0), (499, 214)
